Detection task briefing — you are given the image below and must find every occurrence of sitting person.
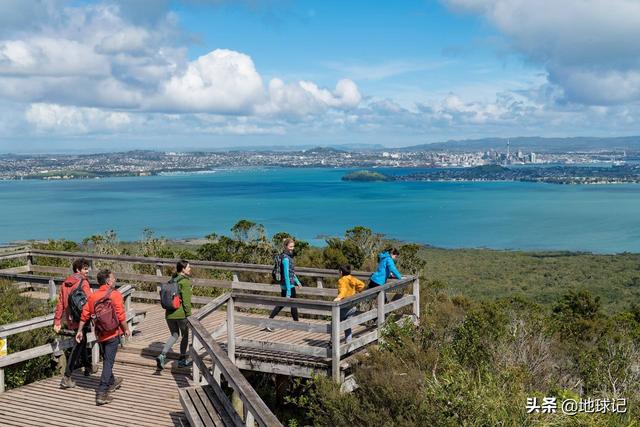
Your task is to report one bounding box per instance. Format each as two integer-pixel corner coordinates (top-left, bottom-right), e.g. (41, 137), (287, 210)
(333, 264), (365, 343)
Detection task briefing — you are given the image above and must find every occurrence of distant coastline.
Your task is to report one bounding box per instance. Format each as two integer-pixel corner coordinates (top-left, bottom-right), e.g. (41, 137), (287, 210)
(342, 165), (640, 185)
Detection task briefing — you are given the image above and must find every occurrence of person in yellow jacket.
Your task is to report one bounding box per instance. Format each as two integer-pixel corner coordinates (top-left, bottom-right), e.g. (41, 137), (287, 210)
(333, 264), (365, 343)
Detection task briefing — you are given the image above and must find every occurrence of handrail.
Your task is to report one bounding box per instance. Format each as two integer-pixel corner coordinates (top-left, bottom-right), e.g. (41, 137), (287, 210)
(335, 276), (416, 307)
(0, 250), (30, 261)
(188, 302), (283, 427)
(24, 264), (339, 297)
(192, 292), (231, 321)
(26, 248), (372, 279)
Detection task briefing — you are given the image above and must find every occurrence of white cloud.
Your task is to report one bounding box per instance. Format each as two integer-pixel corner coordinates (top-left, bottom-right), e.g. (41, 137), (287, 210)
(25, 103), (132, 134)
(261, 78), (361, 116)
(149, 49), (265, 114)
(0, 38), (110, 77)
(443, 0), (640, 105)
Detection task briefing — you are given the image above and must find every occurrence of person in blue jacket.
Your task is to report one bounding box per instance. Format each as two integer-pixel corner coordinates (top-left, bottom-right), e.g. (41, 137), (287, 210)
(368, 247), (402, 288)
(265, 238), (301, 331)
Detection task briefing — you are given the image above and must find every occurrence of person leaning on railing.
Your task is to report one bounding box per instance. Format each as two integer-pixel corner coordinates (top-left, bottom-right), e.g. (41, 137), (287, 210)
(368, 247), (402, 304)
(156, 260), (193, 370)
(333, 264), (365, 343)
(368, 247), (402, 288)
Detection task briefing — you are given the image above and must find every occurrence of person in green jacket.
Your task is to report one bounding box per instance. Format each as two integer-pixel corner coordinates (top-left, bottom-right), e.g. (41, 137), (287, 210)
(156, 260), (193, 370)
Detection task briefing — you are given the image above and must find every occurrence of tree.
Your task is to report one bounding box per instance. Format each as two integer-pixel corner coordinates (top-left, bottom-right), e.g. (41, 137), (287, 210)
(397, 244), (427, 275)
(231, 220), (266, 243)
(344, 226), (384, 259)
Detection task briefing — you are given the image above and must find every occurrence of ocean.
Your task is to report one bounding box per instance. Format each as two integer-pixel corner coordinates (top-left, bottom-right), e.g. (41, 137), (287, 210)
(1, 167), (638, 253)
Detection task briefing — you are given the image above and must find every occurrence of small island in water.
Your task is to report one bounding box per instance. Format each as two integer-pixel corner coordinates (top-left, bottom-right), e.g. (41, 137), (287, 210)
(342, 170), (394, 182)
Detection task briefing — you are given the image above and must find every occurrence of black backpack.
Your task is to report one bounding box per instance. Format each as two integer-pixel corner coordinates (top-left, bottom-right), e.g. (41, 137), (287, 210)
(271, 254), (282, 283)
(67, 279), (88, 323)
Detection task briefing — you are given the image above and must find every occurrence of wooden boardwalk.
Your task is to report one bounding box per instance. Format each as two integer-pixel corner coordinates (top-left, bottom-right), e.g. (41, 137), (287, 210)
(0, 249), (420, 426)
(0, 299), (355, 426)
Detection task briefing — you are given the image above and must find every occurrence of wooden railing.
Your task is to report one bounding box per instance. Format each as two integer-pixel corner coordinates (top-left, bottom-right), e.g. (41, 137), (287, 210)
(0, 283), (136, 393)
(19, 248), (373, 285)
(189, 294), (283, 427)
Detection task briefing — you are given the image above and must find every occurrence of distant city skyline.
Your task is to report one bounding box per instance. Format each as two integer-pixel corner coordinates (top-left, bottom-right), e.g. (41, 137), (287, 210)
(0, 0), (639, 152)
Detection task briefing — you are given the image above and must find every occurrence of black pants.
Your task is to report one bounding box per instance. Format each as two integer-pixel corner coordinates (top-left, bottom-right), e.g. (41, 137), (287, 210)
(98, 337), (119, 394)
(64, 326), (89, 377)
(269, 288), (299, 321)
(368, 280), (389, 303)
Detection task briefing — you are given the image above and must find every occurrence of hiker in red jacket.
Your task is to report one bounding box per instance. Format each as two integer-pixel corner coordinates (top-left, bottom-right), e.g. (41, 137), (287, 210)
(76, 269), (131, 406)
(54, 258), (93, 388)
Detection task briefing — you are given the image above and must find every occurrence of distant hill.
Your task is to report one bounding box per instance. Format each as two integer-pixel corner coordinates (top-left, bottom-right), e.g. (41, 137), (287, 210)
(400, 136), (640, 153)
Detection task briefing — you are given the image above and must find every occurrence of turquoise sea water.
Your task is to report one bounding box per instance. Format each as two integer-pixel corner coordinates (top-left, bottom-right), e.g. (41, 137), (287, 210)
(0, 168), (639, 253)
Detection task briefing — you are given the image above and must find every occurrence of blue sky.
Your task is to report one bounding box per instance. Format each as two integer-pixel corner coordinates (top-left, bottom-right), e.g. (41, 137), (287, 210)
(0, 0), (639, 152)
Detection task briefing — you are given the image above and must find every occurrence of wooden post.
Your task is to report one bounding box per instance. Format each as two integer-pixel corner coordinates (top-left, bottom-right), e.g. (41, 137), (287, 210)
(48, 279), (56, 301)
(232, 390), (244, 420)
(245, 408), (255, 427)
(331, 305), (341, 383)
(232, 272), (239, 284)
(155, 264), (163, 277)
(213, 364), (222, 385)
(91, 323), (100, 372)
(0, 334), (6, 393)
(191, 336), (201, 385)
(227, 297), (235, 363)
(377, 290), (385, 329)
(124, 291), (132, 336)
(412, 277), (420, 325)
(316, 277), (324, 288)
(26, 254), (33, 273)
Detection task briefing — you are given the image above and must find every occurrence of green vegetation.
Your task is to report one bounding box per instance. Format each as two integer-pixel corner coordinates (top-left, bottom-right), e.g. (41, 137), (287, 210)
(342, 170), (393, 182)
(282, 289), (639, 426)
(0, 281), (58, 389)
(421, 248), (640, 313)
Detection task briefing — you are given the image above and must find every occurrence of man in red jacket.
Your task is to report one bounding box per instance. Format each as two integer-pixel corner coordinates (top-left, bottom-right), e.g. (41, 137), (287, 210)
(76, 269), (131, 406)
(54, 258), (92, 389)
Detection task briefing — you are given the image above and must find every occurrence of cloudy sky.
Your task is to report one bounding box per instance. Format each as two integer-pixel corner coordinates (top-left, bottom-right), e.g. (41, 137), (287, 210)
(0, 0), (639, 152)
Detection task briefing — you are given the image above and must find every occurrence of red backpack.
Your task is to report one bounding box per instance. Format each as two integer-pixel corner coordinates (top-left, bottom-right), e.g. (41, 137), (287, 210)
(92, 289), (120, 335)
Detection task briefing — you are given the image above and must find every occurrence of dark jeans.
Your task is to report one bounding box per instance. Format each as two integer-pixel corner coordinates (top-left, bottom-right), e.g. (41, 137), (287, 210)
(340, 306), (357, 341)
(162, 318), (189, 357)
(98, 337), (119, 394)
(64, 326), (89, 377)
(269, 288), (299, 321)
(368, 280), (389, 304)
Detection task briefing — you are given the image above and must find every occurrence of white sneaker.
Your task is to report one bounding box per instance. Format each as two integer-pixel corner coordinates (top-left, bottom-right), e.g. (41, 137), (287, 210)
(263, 326), (274, 332)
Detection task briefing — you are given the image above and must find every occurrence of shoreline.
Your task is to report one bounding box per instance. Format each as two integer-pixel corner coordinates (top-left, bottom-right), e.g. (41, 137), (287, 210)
(4, 237), (637, 256)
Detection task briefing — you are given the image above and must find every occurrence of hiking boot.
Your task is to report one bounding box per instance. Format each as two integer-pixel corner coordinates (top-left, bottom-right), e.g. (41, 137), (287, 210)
(108, 377), (123, 392)
(177, 358), (193, 368)
(96, 392), (113, 406)
(84, 366), (91, 377)
(156, 353), (166, 370)
(59, 376), (76, 389)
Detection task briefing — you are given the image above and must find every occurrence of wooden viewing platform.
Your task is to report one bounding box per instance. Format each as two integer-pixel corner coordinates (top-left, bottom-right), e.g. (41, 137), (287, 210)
(0, 248), (420, 426)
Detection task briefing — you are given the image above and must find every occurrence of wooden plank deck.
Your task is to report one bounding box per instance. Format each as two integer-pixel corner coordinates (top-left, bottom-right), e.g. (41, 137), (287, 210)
(0, 362), (189, 426)
(0, 295), (373, 426)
